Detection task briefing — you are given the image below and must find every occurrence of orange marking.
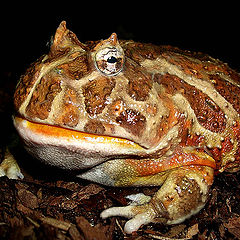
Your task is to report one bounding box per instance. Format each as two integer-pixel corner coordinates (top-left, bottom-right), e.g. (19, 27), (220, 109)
(221, 137), (234, 154)
(14, 116), (144, 150)
(126, 149), (216, 176)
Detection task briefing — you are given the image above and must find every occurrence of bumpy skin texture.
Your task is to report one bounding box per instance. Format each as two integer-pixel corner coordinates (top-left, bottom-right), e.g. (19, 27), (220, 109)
(13, 21), (240, 233)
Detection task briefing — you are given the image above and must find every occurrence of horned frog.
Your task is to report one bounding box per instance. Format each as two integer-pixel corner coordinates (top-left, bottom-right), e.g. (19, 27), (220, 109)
(1, 21), (240, 233)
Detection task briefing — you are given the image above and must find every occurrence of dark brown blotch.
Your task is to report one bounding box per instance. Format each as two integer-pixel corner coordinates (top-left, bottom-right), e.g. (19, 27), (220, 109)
(123, 41), (163, 62)
(84, 120), (105, 135)
(57, 54), (90, 80)
(25, 71), (62, 120)
(155, 73), (227, 133)
(174, 175), (202, 216)
(116, 109), (146, 136)
(14, 57), (44, 111)
(83, 77), (115, 116)
(124, 60), (152, 101)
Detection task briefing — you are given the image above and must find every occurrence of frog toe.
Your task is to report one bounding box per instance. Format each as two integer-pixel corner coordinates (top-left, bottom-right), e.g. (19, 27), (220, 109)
(0, 149), (24, 179)
(101, 204), (156, 234)
(0, 159), (24, 179)
(123, 211), (154, 234)
(101, 205), (136, 219)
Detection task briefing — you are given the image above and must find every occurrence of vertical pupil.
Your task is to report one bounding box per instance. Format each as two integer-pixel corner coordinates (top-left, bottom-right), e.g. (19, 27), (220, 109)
(107, 56), (117, 63)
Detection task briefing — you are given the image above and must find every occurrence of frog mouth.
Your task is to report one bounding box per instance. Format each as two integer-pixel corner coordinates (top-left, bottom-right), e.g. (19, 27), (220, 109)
(13, 116), (147, 169)
(14, 116), (144, 150)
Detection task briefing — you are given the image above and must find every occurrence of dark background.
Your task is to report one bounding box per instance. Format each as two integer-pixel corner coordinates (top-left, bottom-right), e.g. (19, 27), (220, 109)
(0, 5), (240, 239)
(2, 3), (240, 87)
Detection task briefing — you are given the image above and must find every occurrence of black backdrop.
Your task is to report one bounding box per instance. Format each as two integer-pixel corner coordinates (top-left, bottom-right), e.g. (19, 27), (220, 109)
(2, 3), (240, 83)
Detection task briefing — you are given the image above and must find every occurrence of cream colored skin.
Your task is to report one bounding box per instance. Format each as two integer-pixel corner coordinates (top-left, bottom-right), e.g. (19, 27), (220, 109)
(2, 22), (237, 234)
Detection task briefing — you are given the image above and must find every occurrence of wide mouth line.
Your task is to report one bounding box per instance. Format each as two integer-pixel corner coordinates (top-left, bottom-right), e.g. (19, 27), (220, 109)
(13, 116), (146, 151)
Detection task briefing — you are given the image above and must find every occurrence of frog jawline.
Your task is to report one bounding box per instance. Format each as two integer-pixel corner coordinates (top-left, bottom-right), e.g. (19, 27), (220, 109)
(13, 116), (149, 170)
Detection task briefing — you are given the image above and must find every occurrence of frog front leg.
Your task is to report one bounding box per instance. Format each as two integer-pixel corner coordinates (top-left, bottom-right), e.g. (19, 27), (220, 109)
(100, 165), (214, 233)
(79, 148), (215, 234)
(0, 147), (24, 179)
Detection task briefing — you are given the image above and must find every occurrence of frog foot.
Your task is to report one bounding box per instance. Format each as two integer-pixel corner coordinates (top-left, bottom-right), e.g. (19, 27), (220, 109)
(101, 166), (214, 234)
(101, 203), (159, 234)
(101, 193), (152, 233)
(0, 148), (24, 179)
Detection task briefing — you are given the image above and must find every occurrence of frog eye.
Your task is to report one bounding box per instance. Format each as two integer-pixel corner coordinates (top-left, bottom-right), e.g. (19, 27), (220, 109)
(95, 47), (124, 76)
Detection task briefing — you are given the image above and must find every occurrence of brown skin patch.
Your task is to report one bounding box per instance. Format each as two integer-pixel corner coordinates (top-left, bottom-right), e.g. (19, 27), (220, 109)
(124, 60), (152, 101)
(14, 57), (44, 110)
(116, 109), (146, 136)
(57, 54), (90, 80)
(123, 42), (163, 62)
(84, 120), (105, 135)
(204, 58), (240, 85)
(172, 175), (202, 217)
(83, 77), (115, 116)
(211, 136), (236, 171)
(155, 73), (227, 133)
(25, 71), (62, 120)
(45, 47), (71, 64)
(148, 198), (169, 222)
(55, 88), (80, 127)
(123, 43), (207, 63)
(185, 134), (205, 147)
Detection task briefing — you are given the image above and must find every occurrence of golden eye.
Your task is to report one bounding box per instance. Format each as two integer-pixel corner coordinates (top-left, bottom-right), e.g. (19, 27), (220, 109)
(95, 47), (124, 76)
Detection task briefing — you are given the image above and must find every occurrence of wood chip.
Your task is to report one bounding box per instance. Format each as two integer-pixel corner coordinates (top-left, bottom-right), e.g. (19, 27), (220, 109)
(186, 223), (199, 239)
(75, 183), (104, 201)
(26, 216), (40, 228)
(17, 189), (39, 209)
(223, 216), (240, 239)
(69, 225), (84, 240)
(76, 216), (113, 240)
(40, 216), (71, 231)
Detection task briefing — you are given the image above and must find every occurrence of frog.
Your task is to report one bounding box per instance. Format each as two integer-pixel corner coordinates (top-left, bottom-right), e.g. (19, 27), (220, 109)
(1, 21), (240, 234)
